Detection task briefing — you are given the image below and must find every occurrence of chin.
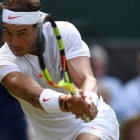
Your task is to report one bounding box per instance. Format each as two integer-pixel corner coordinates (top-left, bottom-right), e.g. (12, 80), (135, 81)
(11, 51), (25, 57)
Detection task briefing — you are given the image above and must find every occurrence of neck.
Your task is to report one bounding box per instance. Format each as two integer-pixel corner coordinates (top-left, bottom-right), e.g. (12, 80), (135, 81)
(27, 42), (38, 56)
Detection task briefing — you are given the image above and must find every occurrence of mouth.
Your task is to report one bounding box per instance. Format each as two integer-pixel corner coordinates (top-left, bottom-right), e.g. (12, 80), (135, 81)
(8, 44), (24, 56)
(10, 48), (23, 54)
(11, 48), (22, 51)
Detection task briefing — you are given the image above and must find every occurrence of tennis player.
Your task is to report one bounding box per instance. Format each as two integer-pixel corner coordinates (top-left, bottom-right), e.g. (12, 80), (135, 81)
(0, 0), (119, 140)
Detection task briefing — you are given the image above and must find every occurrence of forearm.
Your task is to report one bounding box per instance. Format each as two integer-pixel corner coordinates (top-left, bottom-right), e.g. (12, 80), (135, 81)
(25, 86), (45, 109)
(79, 76), (100, 98)
(67, 57), (100, 98)
(1, 72), (45, 109)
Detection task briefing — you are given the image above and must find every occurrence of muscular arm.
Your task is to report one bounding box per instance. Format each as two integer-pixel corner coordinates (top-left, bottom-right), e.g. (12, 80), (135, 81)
(1, 56), (99, 115)
(67, 56), (100, 98)
(66, 56), (99, 120)
(1, 72), (44, 109)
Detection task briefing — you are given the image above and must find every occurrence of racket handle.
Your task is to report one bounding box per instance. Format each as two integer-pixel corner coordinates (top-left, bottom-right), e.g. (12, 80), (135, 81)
(73, 89), (79, 96)
(81, 114), (91, 123)
(73, 90), (91, 123)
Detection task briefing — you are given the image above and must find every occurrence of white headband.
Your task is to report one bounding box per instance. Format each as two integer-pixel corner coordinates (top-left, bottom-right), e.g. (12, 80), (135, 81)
(2, 9), (41, 25)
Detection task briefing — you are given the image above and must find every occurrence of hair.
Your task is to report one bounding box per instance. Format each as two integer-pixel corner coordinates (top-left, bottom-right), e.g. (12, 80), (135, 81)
(0, 0), (42, 12)
(0, 0), (42, 28)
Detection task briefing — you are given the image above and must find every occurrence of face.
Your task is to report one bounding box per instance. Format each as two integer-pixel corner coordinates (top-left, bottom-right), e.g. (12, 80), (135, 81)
(3, 22), (37, 56)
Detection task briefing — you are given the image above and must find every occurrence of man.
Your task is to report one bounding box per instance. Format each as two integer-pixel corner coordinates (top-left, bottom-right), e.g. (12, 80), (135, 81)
(0, 0), (119, 140)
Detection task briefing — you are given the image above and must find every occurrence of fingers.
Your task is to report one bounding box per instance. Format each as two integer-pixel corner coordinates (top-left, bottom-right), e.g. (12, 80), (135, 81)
(77, 89), (87, 98)
(75, 114), (82, 119)
(65, 93), (98, 122)
(83, 101), (98, 121)
(66, 94), (87, 114)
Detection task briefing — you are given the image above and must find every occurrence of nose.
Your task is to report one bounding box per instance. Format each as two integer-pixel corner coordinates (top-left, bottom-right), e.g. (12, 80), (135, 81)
(10, 35), (20, 47)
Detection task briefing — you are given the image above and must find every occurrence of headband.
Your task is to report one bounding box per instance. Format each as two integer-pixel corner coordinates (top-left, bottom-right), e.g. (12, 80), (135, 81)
(2, 9), (41, 25)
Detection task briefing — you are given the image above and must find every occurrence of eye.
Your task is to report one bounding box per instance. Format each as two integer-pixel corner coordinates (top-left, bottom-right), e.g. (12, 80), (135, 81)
(4, 30), (11, 35)
(19, 32), (26, 35)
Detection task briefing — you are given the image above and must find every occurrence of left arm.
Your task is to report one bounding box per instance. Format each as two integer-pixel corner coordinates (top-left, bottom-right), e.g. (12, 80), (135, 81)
(67, 56), (100, 97)
(58, 22), (99, 120)
(65, 56), (100, 120)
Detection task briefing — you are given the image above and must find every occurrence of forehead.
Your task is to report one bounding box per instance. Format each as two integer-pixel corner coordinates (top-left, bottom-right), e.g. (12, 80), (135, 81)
(3, 22), (33, 31)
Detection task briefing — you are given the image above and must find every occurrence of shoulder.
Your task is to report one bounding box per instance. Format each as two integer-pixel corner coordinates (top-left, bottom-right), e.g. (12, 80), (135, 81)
(43, 21), (76, 29)
(43, 21), (80, 38)
(56, 21), (77, 31)
(57, 21), (80, 36)
(0, 43), (10, 53)
(0, 43), (16, 58)
(0, 43), (28, 70)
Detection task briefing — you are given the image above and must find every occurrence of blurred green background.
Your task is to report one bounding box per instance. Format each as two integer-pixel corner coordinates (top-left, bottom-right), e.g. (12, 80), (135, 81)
(40, 0), (140, 83)
(0, 0), (140, 38)
(40, 0), (140, 38)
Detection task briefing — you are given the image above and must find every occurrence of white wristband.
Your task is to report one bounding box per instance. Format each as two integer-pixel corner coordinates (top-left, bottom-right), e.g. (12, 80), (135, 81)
(84, 91), (99, 106)
(39, 89), (64, 113)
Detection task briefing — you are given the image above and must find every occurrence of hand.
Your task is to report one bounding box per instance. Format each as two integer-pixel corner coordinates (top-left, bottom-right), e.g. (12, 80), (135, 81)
(65, 93), (87, 116)
(66, 90), (98, 121)
(81, 99), (98, 121)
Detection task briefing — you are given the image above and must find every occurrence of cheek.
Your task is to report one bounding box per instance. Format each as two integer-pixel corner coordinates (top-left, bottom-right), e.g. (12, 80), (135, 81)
(17, 38), (27, 48)
(27, 33), (36, 46)
(4, 34), (24, 45)
(26, 37), (33, 47)
(22, 35), (32, 46)
(3, 34), (10, 42)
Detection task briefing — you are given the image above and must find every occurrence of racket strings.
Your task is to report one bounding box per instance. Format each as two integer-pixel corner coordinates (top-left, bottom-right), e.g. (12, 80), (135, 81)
(37, 14), (75, 92)
(47, 16), (69, 83)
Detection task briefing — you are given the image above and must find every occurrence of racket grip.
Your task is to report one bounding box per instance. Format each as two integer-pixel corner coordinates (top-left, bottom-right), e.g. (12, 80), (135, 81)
(73, 89), (79, 97)
(73, 89), (91, 123)
(81, 114), (91, 123)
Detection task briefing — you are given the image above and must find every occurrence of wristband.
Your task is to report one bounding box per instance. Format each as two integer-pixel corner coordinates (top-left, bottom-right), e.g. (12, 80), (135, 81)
(39, 89), (64, 113)
(84, 91), (99, 106)
(59, 95), (69, 112)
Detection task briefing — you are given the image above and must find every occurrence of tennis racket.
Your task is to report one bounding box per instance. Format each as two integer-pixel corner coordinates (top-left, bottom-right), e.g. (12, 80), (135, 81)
(36, 13), (90, 123)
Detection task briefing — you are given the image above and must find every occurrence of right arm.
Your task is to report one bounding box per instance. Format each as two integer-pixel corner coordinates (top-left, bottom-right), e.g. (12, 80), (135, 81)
(1, 71), (91, 117)
(1, 71), (45, 109)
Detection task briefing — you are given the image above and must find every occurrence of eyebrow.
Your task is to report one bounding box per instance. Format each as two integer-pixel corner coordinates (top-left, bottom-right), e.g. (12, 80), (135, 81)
(3, 26), (28, 32)
(3, 26), (9, 30)
(17, 29), (28, 32)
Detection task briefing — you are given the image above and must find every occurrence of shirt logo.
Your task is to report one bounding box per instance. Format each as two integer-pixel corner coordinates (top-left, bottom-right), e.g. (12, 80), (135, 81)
(43, 98), (51, 102)
(8, 15), (21, 20)
(91, 126), (102, 130)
